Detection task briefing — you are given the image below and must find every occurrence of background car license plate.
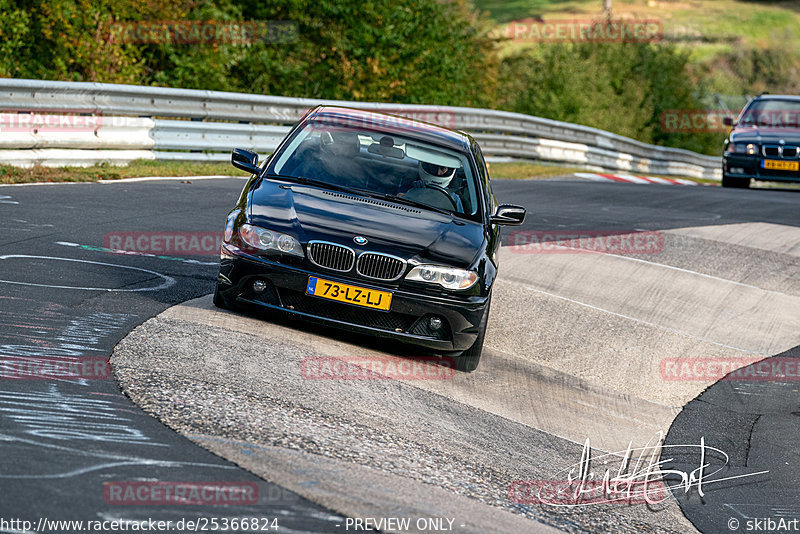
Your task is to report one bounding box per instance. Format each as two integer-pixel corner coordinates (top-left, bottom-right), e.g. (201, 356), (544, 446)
(763, 159), (799, 171)
(306, 277), (392, 311)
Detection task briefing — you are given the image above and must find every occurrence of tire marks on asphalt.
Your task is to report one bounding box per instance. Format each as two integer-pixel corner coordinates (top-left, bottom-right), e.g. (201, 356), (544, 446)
(0, 179), (344, 531)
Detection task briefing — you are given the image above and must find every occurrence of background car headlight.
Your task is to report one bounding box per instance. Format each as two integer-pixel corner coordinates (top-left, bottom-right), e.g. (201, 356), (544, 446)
(726, 142), (756, 155)
(406, 265), (478, 290)
(239, 224), (304, 257)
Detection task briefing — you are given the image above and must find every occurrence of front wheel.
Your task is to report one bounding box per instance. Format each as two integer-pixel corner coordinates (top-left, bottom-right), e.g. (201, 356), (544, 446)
(721, 174), (750, 188)
(455, 297), (491, 372)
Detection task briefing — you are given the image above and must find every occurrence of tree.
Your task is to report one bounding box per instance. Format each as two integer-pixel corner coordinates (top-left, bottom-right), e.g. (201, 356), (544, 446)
(229, 0), (499, 106)
(0, 0), (499, 107)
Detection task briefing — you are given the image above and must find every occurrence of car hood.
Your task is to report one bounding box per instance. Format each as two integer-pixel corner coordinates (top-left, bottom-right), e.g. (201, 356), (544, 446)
(248, 180), (485, 268)
(731, 126), (800, 144)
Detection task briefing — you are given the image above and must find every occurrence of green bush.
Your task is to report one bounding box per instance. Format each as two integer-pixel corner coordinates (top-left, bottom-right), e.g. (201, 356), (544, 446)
(1, 0), (144, 82)
(497, 38), (724, 155)
(702, 43), (800, 97)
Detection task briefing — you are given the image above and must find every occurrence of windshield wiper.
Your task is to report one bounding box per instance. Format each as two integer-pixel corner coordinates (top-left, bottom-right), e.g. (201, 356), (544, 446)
(262, 173), (367, 196)
(353, 190), (454, 217)
(263, 174), (455, 217)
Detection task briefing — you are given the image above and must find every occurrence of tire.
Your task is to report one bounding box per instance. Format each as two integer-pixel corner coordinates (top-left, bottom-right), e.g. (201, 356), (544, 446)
(722, 174), (750, 188)
(213, 284), (231, 310)
(455, 297), (491, 373)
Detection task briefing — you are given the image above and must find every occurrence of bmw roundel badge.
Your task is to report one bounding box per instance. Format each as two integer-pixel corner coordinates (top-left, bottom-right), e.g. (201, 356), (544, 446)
(353, 236), (368, 245)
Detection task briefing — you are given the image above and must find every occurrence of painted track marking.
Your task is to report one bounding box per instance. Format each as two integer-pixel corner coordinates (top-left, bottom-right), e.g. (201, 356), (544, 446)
(0, 255), (175, 292)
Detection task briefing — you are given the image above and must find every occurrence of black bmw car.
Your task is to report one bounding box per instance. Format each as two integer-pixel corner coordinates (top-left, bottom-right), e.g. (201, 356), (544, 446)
(722, 94), (800, 188)
(214, 106), (525, 372)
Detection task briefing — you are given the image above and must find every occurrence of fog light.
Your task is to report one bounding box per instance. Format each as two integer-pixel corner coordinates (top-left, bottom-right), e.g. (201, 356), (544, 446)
(730, 167), (745, 174)
(252, 279), (267, 293)
(429, 317), (443, 331)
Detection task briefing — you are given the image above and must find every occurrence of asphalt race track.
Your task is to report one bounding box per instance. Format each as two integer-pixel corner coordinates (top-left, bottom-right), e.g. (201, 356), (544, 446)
(0, 178), (344, 532)
(1, 177), (798, 533)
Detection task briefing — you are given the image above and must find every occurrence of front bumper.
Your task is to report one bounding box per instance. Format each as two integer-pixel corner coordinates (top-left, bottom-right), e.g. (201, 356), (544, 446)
(217, 245), (489, 352)
(723, 154), (800, 183)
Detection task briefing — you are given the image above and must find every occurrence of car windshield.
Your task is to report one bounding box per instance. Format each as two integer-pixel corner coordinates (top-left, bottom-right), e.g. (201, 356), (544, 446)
(268, 120), (481, 219)
(739, 100), (800, 129)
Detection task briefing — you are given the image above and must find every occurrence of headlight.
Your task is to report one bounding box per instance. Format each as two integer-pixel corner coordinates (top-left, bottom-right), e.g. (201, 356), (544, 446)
(726, 142), (756, 155)
(405, 265), (478, 290)
(239, 224), (304, 258)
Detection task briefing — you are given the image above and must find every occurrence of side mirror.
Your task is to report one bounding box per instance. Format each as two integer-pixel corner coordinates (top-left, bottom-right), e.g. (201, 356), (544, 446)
(723, 117), (735, 127)
(231, 148), (260, 174)
(490, 204), (526, 226)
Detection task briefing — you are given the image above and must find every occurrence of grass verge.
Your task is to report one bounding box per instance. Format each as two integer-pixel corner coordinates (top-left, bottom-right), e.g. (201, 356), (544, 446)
(0, 158), (715, 185)
(0, 160), (243, 184)
(489, 161), (585, 179)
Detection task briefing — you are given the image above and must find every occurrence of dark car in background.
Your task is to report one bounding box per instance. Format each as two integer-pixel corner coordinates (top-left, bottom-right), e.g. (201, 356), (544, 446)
(722, 94), (800, 188)
(214, 106), (526, 371)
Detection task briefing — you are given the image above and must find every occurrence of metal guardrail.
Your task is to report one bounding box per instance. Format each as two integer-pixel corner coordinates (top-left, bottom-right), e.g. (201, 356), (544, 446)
(0, 78), (722, 179)
(151, 121), (287, 152)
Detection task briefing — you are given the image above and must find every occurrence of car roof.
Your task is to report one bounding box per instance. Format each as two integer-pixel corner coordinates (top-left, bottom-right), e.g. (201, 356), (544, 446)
(303, 106), (473, 152)
(752, 94), (800, 102)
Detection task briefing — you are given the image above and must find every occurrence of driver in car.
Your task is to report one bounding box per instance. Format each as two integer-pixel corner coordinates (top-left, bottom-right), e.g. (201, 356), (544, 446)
(401, 161), (464, 212)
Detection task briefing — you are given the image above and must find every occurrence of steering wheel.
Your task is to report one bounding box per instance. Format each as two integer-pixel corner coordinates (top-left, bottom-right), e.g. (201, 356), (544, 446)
(422, 183), (458, 211)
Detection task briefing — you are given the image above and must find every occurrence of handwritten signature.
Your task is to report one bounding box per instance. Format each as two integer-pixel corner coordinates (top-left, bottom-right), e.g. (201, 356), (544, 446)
(509, 432), (769, 507)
